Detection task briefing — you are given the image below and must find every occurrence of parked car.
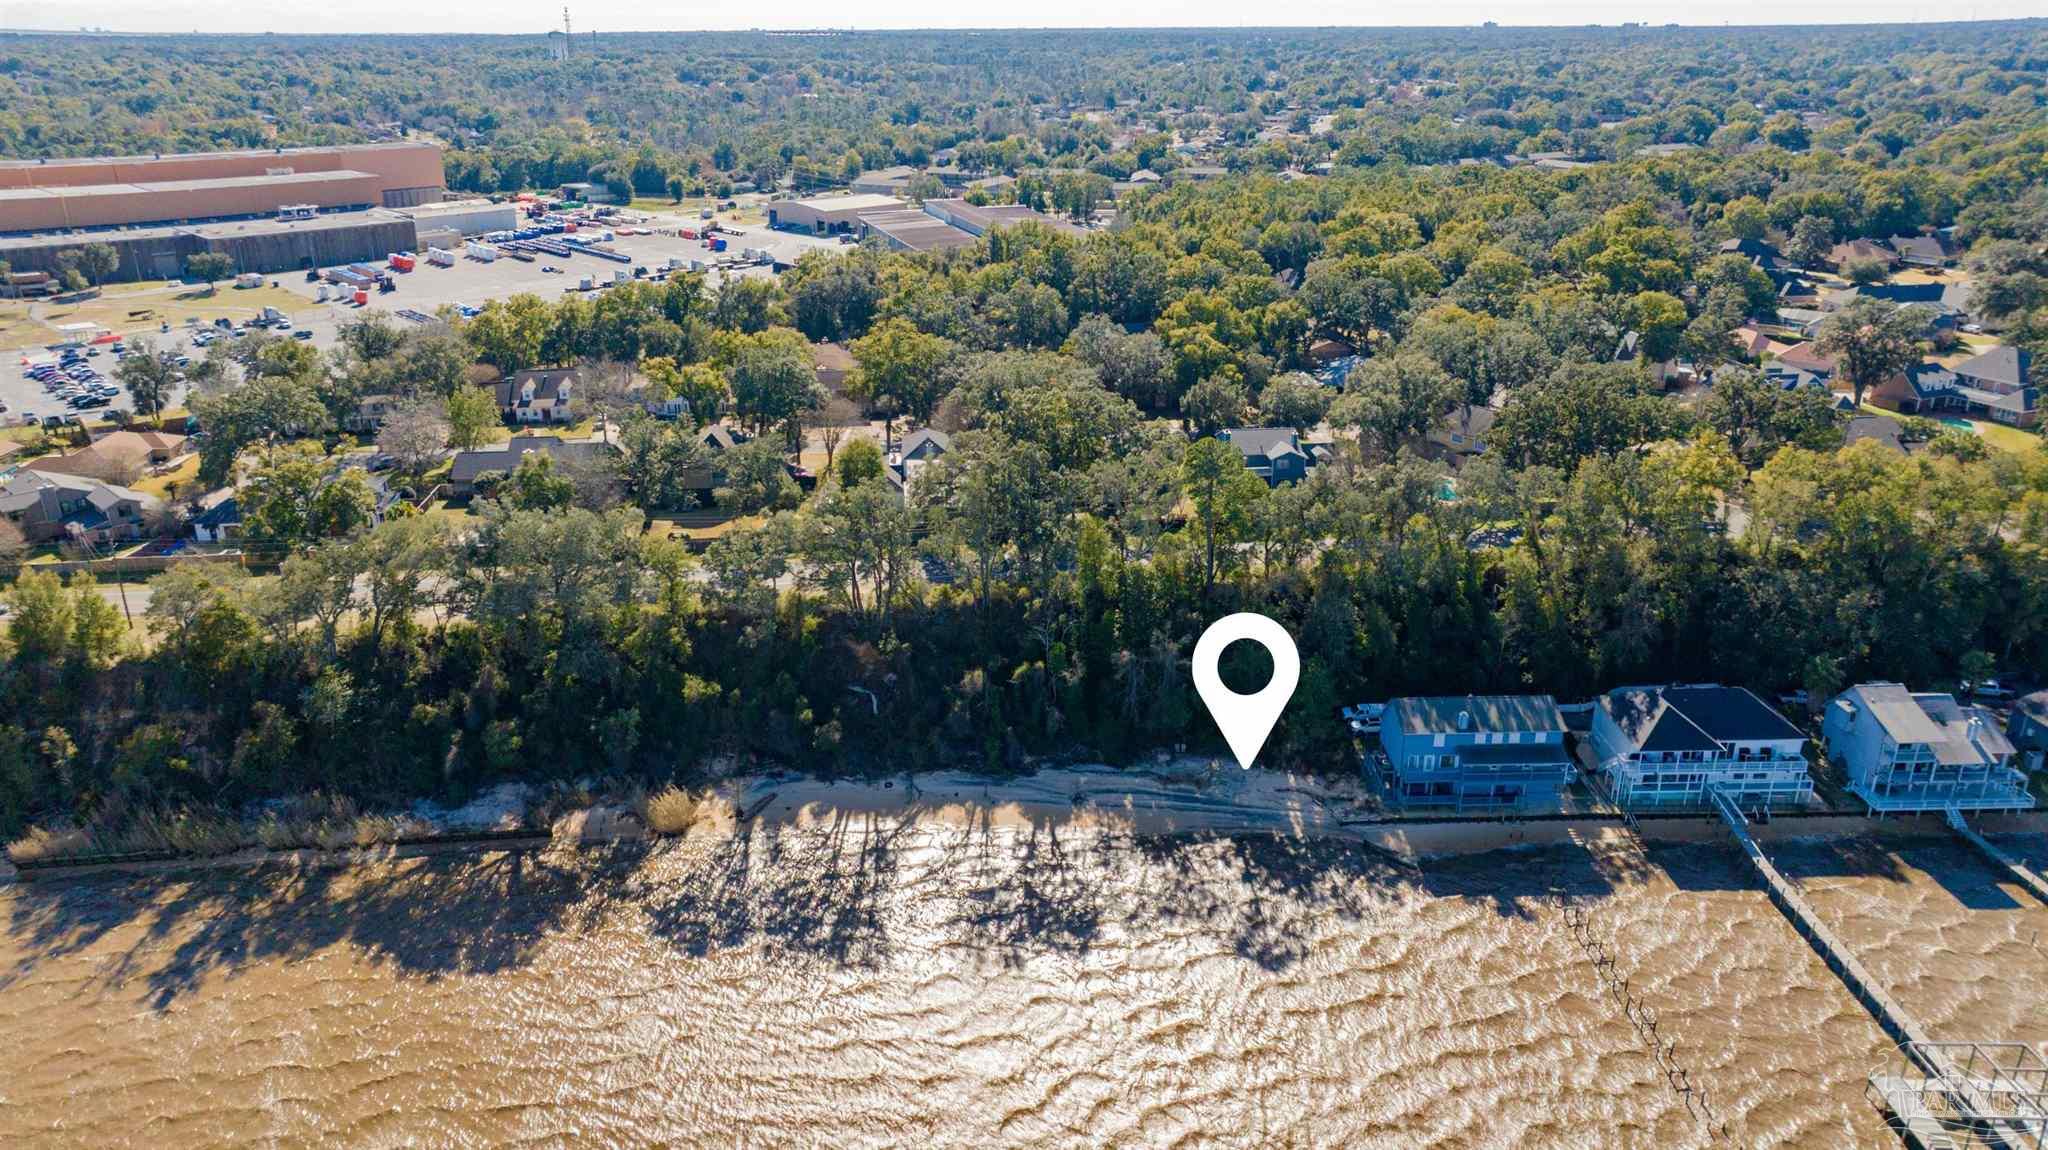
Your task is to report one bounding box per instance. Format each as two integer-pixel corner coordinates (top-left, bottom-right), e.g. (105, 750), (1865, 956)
(292, 329), (314, 340)
(1966, 679), (2017, 702)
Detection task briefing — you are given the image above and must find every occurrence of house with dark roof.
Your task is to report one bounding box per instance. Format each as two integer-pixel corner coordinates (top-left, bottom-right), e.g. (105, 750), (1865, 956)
(1376, 695), (1574, 813)
(1217, 427), (1313, 485)
(188, 487), (241, 543)
(1823, 683), (2029, 812)
(2008, 691), (2048, 766)
(495, 368), (580, 424)
(0, 469), (159, 544)
(447, 435), (616, 495)
(895, 428), (951, 464)
(1592, 684), (1813, 809)
(1885, 233), (1952, 268)
(1844, 413), (1912, 454)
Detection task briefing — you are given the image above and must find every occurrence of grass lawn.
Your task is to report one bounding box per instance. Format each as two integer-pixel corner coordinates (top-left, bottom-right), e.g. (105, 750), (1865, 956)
(131, 455), (202, 501)
(646, 513), (764, 541)
(1, 281), (306, 352)
(1857, 402), (2042, 457)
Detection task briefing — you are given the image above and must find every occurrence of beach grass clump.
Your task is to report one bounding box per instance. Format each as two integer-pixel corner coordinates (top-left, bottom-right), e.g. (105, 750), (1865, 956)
(641, 785), (702, 836)
(6, 824), (94, 864)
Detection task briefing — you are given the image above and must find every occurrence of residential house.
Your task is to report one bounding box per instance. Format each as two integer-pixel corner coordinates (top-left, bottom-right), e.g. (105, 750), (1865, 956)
(697, 423), (750, 454)
(26, 429), (188, 483)
(1843, 413), (1912, 454)
(885, 427), (951, 502)
(1822, 683), (2031, 812)
(1592, 684), (1814, 810)
(1827, 238), (1897, 271)
(1718, 237), (1791, 270)
(895, 427), (952, 464)
(1419, 404), (1495, 469)
(447, 435), (615, 495)
(644, 394), (691, 421)
(812, 341), (855, 392)
(1376, 695), (1574, 813)
(1772, 342), (1838, 379)
(188, 487), (241, 543)
(1950, 346), (2036, 426)
(494, 368), (579, 424)
(1886, 233), (1952, 268)
(1218, 427), (1313, 485)
(1872, 349), (2037, 428)
(2008, 691), (2048, 770)
(345, 394), (403, 433)
(1824, 281), (1973, 327)
(0, 469), (160, 544)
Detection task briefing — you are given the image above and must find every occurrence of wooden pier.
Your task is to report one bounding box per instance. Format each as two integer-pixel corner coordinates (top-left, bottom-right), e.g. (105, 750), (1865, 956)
(1945, 809), (2048, 907)
(1709, 792), (2047, 1148)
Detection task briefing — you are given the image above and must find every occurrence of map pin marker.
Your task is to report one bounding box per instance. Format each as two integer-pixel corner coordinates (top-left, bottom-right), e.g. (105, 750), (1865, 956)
(1192, 613), (1300, 771)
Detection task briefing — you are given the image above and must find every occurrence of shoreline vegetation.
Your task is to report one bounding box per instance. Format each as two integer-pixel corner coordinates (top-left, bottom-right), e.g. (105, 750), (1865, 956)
(10, 760), (2046, 881)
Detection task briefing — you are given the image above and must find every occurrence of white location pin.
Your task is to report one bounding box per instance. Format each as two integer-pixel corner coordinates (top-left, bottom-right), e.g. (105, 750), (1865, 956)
(1192, 612), (1300, 771)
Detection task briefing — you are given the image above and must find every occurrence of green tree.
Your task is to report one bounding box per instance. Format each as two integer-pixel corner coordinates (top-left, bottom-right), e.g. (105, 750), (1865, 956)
(114, 339), (180, 423)
(185, 252), (234, 294)
(1329, 352), (1456, 460)
(444, 385), (502, 452)
(1818, 297), (1924, 407)
(1180, 437), (1266, 594)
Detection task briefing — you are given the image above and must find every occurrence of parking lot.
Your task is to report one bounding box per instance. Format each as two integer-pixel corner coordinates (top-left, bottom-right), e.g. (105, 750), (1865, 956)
(272, 215), (845, 353)
(3, 214), (851, 429)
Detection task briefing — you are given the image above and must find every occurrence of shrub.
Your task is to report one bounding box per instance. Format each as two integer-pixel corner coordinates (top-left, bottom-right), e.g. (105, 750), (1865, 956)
(641, 784), (701, 835)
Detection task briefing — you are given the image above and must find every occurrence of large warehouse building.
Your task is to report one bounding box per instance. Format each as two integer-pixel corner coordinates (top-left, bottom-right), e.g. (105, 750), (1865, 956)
(0, 211), (423, 281)
(0, 142), (446, 231)
(0, 141), (450, 281)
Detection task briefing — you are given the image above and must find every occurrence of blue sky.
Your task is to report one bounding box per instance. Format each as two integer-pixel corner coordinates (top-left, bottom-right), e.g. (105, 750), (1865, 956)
(5, 4), (2041, 35)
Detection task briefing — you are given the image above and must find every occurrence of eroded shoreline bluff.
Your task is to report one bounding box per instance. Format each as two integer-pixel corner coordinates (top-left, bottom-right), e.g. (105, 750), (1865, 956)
(12, 763), (2048, 881)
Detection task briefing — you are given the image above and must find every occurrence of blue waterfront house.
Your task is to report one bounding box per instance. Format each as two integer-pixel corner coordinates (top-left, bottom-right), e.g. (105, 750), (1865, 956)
(1376, 695), (1574, 813)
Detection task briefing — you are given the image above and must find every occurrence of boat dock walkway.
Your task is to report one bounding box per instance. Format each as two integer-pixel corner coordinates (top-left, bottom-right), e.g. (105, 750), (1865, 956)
(1945, 808), (2048, 907)
(1711, 793), (2047, 1148)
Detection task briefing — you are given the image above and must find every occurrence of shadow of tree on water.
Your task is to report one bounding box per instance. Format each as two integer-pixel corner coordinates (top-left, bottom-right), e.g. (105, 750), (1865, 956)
(4, 809), (1988, 1011)
(1, 845), (632, 1009)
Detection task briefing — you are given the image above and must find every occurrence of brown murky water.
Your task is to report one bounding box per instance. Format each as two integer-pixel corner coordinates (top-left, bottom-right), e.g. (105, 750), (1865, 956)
(5, 821), (2034, 1148)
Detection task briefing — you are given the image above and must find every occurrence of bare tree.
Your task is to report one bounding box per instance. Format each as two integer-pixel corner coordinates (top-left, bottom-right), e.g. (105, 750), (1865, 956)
(376, 400), (452, 477)
(808, 394), (862, 478)
(577, 359), (640, 445)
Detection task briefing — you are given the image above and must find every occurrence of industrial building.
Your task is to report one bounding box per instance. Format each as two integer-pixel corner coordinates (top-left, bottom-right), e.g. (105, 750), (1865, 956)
(856, 208), (979, 253)
(0, 142), (444, 230)
(400, 199), (520, 252)
(922, 198), (1084, 237)
(0, 142), (451, 282)
(766, 193), (905, 234)
(0, 210), (421, 281)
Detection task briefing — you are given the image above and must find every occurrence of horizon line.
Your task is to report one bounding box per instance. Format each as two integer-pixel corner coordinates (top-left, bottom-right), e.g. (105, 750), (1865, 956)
(3, 17), (2046, 37)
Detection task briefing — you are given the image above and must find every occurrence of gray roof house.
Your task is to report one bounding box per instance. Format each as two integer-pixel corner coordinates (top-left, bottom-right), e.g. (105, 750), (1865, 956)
(0, 469), (160, 544)
(448, 436), (615, 495)
(494, 368), (580, 424)
(1218, 427), (1312, 485)
(1822, 683), (2030, 812)
(1873, 349), (2037, 428)
(2009, 691), (2048, 764)
(1376, 695), (1574, 813)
